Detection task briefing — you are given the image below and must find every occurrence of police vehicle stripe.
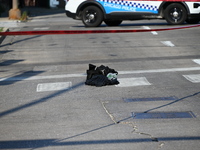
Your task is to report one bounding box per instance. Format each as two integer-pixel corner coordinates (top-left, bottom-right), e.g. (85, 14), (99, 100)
(105, 0), (200, 2)
(98, 0), (158, 11)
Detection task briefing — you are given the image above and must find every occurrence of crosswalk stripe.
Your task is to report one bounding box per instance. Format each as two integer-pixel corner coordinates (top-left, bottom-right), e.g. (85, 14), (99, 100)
(1, 67), (200, 82)
(142, 26), (158, 35)
(37, 82), (72, 92)
(118, 67), (200, 75)
(115, 77), (151, 87)
(193, 59), (200, 65)
(183, 74), (200, 83)
(161, 41), (175, 47)
(0, 73), (86, 82)
(33, 27), (50, 30)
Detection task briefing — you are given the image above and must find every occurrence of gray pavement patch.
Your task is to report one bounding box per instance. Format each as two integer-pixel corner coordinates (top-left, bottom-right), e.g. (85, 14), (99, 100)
(123, 96), (178, 102)
(132, 111), (196, 119)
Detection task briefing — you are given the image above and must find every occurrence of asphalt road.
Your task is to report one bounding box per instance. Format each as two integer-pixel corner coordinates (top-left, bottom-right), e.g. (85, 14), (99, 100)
(0, 10), (200, 150)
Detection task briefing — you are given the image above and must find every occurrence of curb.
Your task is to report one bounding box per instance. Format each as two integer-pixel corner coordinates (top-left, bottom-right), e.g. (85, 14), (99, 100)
(0, 27), (9, 44)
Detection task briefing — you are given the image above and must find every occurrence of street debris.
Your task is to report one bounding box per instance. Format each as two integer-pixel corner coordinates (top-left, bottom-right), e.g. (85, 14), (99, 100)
(85, 64), (119, 87)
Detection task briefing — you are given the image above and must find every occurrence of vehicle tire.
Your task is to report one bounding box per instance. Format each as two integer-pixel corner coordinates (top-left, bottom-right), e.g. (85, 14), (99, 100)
(82, 6), (103, 27)
(104, 20), (122, 26)
(185, 19), (199, 24)
(164, 3), (187, 25)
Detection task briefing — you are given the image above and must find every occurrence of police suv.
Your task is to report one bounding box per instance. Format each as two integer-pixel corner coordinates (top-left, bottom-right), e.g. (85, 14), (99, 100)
(65, 0), (200, 27)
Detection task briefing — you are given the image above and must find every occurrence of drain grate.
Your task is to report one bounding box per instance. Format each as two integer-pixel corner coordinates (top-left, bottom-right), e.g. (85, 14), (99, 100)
(132, 111), (196, 119)
(123, 96), (177, 102)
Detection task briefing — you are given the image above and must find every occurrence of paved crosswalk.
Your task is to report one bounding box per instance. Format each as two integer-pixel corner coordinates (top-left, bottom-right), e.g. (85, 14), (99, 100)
(35, 74), (200, 92)
(183, 74), (200, 83)
(1, 67), (200, 82)
(193, 59), (200, 65)
(115, 77), (151, 87)
(37, 58), (199, 91)
(1, 59), (200, 92)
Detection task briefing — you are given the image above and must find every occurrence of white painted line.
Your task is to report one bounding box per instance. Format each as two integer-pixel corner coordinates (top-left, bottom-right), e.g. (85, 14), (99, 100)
(116, 77), (151, 87)
(151, 31), (158, 35)
(161, 41), (175, 47)
(193, 59), (200, 65)
(31, 19), (45, 22)
(37, 82), (72, 92)
(33, 27), (50, 30)
(0, 73), (86, 82)
(1, 67), (200, 82)
(142, 26), (150, 29)
(0, 22), (19, 27)
(118, 67), (200, 75)
(183, 74), (200, 83)
(142, 26), (158, 35)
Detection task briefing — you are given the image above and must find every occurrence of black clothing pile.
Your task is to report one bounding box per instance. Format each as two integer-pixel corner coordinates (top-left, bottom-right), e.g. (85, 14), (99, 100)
(85, 64), (119, 87)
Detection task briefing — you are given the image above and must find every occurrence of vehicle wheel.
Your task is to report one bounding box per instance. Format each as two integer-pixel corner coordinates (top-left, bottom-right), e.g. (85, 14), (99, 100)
(82, 6), (103, 27)
(186, 19), (199, 24)
(104, 20), (122, 26)
(164, 3), (187, 25)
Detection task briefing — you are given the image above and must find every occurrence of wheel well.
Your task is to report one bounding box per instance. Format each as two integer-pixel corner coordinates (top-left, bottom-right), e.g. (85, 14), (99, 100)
(159, 2), (189, 18)
(76, 2), (105, 19)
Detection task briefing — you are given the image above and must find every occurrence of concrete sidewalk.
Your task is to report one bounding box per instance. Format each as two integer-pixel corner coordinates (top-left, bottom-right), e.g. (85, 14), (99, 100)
(0, 6), (65, 17)
(0, 17), (19, 44)
(0, 7), (65, 44)
(0, 6), (65, 24)
(0, 27), (9, 44)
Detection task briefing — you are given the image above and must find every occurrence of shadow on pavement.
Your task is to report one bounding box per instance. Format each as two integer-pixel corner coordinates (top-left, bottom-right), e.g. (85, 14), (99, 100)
(0, 136), (199, 149)
(0, 81), (84, 117)
(0, 71), (44, 85)
(0, 35), (43, 48)
(0, 50), (13, 54)
(144, 91), (200, 113)
(0, 59), (24, 66)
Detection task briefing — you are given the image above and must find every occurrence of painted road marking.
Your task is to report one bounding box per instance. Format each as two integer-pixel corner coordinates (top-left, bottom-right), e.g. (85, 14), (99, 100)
(33, 27), (50, 30)
(0, 73), (86, 82)
(31, 19), (45, 22)
(1, 67), (200, 82)
(118, 67), (200, 75)
(161, 41), (175, 47)
(37, 82), (72, 92)
(116, 77), (151, 87)
(193, 59), (200, 65)
(0, 21), (19, 28)
(183, 74), (200, 83)
(142, 26), (158, 35)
